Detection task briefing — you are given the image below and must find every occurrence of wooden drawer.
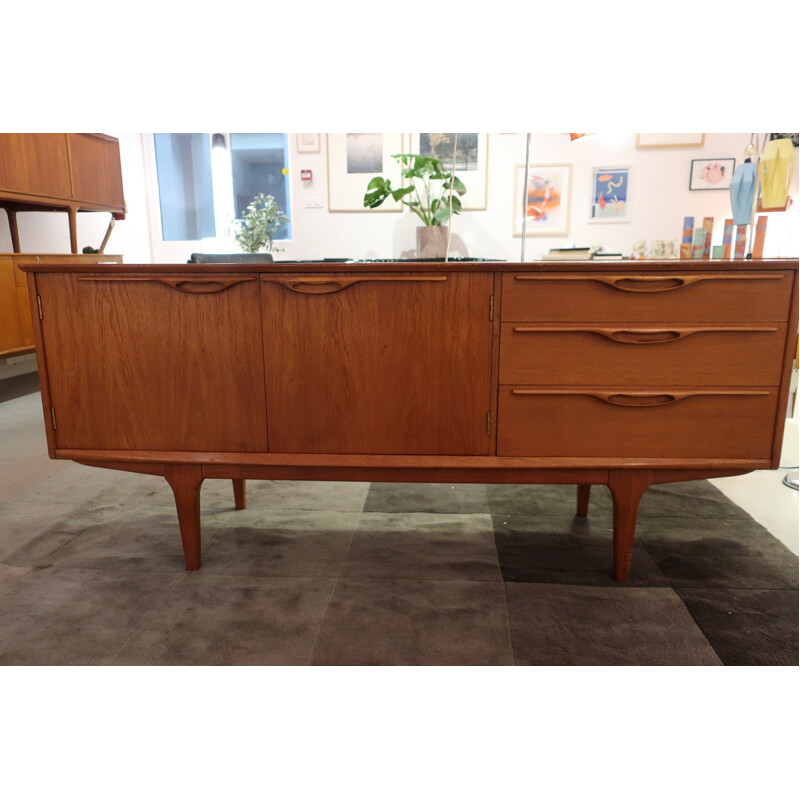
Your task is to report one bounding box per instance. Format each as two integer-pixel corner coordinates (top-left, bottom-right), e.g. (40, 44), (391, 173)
(497, 387), (778, 459)
(499, 323), (788, 386)
(501, 272), (793, 323)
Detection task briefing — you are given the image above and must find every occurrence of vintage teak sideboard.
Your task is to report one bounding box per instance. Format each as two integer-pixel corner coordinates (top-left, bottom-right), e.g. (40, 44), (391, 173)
(20, 258), (799, 581)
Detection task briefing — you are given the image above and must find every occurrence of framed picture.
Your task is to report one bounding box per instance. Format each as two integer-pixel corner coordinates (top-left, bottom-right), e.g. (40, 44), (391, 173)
(408, 133), (489, 209)
(327, 133), (405, 212)
(689, 158), (735, 190)
(296, 133), (320, 153)
(513, 163), (571, 237)
(636, 133), (705, 148)
(589, 166), (631, 223)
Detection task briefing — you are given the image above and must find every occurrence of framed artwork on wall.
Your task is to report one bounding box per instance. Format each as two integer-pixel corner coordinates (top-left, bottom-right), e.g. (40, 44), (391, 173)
(689, 158), (735, 190)
(636, 133), (705, 148)
(327, 133), (405, 212)
(512, 163), (571, 237)
(589, 166), (631, 223)
(296, 133), (320, 153)
(407, 133), (489, 209)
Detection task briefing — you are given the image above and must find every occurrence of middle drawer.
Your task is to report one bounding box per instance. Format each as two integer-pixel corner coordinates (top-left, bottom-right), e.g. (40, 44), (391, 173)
(499, 323), (788, 386)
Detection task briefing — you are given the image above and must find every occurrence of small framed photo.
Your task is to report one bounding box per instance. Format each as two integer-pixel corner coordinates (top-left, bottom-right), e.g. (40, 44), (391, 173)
(636, 133), (705, 148)
(296, 133), (320, 153)
(589, 166), (630, 223)
(689, 158), (735, 191)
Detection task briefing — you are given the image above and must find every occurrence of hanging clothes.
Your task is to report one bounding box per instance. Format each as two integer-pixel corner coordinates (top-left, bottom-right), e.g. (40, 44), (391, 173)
(730, 161), (759, 225)
(759, 137), (797, 209)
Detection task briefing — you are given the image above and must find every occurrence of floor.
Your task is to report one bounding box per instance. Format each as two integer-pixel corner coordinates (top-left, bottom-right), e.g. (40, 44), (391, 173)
(0, 370), (797, 666)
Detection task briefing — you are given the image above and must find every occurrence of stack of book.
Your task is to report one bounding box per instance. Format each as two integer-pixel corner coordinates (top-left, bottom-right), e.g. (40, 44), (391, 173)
(541, 246), (593, 261)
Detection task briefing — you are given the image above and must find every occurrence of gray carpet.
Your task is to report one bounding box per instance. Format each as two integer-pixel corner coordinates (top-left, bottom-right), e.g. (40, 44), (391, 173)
(1, 467), (797, 665)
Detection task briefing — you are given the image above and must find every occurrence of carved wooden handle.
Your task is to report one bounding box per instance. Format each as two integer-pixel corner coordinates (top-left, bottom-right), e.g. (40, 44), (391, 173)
(511, 326), (778, 344)
(78, 277), (256, 294)
(262, 276), (448, 294)
(513, 273), (785, 292)
(510, 389), (770, 406)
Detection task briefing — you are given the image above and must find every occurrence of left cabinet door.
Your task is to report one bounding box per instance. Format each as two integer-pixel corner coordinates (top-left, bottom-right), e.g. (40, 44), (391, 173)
(36, 274), (269, 453)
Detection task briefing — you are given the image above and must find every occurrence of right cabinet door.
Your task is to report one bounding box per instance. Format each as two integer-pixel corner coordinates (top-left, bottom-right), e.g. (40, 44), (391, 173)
(261, 272), (494, 455)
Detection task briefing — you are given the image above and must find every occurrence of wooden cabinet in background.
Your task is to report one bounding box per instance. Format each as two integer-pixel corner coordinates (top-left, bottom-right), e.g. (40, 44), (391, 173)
(0, 133), (126, 254)
(0, 253), (122, 357)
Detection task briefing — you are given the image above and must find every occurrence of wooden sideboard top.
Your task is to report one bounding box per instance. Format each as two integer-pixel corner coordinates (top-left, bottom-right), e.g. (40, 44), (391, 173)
(17, 258), (800, 275)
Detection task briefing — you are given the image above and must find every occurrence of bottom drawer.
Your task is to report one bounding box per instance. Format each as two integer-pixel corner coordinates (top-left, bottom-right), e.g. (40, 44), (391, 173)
(497, 387), (778, 459)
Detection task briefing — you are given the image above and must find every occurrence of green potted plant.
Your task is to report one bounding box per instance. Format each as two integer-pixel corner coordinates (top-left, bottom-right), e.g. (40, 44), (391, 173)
(363, 154), (467, 258)
(234, 193), (289, 255)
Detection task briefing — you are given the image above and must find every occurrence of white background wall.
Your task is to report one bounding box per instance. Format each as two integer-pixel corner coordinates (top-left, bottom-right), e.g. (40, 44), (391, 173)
(2, 132), (796, 264)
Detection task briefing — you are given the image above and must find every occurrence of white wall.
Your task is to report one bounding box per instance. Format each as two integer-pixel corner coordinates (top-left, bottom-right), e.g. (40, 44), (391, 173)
(2, 132), (796, 264)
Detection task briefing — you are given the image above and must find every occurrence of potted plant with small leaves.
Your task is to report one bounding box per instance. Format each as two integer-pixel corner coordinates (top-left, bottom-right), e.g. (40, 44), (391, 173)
(363, 154), (467, 258)
(234, 193), (289, 257)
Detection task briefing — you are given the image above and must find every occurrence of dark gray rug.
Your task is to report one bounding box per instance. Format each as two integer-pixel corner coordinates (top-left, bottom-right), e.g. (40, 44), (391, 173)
(0, 470), (797, 665)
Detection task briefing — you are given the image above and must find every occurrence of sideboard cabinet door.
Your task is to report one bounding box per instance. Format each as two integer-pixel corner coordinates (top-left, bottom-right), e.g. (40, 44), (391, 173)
(261, 272), (494, 455)
(36, 274), (268, 452)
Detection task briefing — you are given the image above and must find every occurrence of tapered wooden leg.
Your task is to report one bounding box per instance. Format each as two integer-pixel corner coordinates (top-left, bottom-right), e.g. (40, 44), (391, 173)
(608, 469), (651, 582)
(232, 478), (246, 510)
(164, 464), (204, 571)
(576, 484), (591, 517)
(67, 206), (78, 254)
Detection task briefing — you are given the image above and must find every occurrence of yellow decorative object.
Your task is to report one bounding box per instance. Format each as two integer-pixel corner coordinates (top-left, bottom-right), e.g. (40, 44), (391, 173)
(759, 138), (797, 209)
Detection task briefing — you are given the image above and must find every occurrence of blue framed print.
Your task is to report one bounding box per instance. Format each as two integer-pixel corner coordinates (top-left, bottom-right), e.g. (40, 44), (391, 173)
(590, 166), (630, 223)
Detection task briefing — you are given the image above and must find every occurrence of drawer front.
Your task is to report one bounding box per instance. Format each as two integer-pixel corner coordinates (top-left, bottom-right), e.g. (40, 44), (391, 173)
(501, 272), (792, 323)
(497, 387), (777, 459)
(499, 323), (788, 386)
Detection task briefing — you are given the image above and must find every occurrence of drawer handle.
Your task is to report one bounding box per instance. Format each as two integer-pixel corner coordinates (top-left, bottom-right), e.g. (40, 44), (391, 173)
(511, 326), (778, 344)
(263, 276), (448, 294)
(510, 389), (771, 406)
(513, 273), (785, 292)
(603, 276), (688, 292)
(78, 276), (255, 294)
(603, 393), (679, 407)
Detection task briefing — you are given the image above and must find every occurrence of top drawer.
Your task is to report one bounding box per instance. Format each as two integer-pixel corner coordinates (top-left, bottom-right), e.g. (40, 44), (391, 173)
(501, 271), (793, 323)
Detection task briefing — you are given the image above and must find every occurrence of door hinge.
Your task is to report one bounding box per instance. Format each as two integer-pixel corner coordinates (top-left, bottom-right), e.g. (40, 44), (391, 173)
(489, 294), (494, 321)
(50, 407), (57, 430)
(486, 410), (491, 436)
(37, 295), (43, 320)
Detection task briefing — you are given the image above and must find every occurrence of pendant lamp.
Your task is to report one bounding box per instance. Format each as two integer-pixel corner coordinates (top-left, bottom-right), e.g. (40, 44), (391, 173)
(730, 160), (759, 225)
(759, 137), (797, 209)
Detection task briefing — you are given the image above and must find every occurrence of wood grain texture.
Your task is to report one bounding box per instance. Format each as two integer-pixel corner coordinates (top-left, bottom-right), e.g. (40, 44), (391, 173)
(0, 256), (23, 353)
(497, 387), (779, 459)
(609, 469), (652, 582)
(164, 464), (204, 571)
(66, 133), (125, 209)
(502, 271), (793, 323)
(261, 272), (494, 455)
(36, 273), (268, 452)
(499, 323), (788, 386)
(0, 133), (72, 198)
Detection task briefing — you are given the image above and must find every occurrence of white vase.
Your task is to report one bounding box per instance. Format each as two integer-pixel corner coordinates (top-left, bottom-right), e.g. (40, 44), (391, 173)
(416, 226), (449, 259)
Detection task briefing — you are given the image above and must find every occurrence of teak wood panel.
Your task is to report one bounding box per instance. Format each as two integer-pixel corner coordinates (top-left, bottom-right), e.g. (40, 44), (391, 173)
(36, 274), (268, 452)
(261, 272), (494, 455)
(496, 387), (778, 459)
(66, 134), (125, 208)
(501, 272), (793, 323)
(0, 256), (23, 353)
(0, 133), (72, 199)
(499, 323), (788, 387)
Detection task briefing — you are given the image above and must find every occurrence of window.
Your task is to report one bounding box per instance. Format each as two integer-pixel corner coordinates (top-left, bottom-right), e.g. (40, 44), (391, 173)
(152, 132), (291, 242)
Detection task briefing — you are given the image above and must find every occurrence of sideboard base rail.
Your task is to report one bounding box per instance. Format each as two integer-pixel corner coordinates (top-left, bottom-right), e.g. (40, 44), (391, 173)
(74, 457), (753, 583)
